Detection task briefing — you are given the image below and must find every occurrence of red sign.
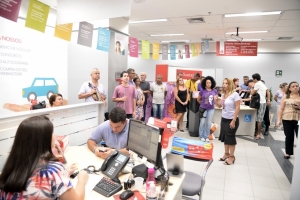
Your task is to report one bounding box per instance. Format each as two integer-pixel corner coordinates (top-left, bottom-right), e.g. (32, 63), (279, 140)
(176, 69), (202, 80)
(216, 41), (258, 56)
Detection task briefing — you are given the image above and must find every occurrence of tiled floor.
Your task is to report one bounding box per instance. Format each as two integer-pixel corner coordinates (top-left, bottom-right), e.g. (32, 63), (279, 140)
(175, 123), (297, 200)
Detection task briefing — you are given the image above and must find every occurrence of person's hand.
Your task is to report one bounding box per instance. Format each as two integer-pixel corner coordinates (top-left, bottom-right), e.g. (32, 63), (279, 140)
(267, 101), (271, 107)
(66, 163), (78, 175)
(132, 112), (136, 118)
(229, 120), (235, 129)
(90, 89), (97, 95)
(121, 96), (127, 102)
(292, 104), (300, 110)
(77, 170), (89, 185)
(276, 120), (282, 127)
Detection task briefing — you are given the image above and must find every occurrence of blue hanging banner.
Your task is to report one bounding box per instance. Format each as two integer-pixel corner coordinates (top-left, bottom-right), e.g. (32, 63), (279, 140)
(170, 44), (176, 60)
(97, 27), (110, 52)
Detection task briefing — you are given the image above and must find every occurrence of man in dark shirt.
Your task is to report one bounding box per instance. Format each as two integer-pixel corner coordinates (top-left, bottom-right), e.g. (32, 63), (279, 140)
(139, 72), (150, 121)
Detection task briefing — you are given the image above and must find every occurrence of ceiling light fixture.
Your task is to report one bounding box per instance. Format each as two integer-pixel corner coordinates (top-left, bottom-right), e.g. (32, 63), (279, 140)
(129, 19), (168, 24)
(227, 39), (262, 41)
(150, 34), (184, 36)
(224, 11), (281, 18)
(230, 27), (243, 42)
(161, 40), (190, 43)
(226, 30), (268, 34)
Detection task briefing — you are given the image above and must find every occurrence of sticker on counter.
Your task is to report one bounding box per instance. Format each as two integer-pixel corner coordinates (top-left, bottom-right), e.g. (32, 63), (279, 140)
(244, 115), (251, 122)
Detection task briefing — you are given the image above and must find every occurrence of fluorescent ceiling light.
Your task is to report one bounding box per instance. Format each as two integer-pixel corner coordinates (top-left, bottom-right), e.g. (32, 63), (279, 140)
(225, 11), (281, 18)
(226, 31), (268, 34)
(227, 39), (262, 41)
(161, 40), (190, 43)
(150, 34), (184, 36)
(129, 19), (168, 24)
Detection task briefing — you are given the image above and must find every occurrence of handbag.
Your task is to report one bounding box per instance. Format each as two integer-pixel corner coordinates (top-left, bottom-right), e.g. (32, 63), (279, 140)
(199, 107), (207, 118)
(32, 101), (46, 110)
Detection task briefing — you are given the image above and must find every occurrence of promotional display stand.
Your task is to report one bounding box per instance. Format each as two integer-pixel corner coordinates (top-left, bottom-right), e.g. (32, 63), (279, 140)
(188, 93), (200, 137)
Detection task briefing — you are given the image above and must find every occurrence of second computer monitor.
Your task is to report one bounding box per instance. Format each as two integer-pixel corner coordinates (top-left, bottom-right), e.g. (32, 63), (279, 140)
(127, 120), (162, 166)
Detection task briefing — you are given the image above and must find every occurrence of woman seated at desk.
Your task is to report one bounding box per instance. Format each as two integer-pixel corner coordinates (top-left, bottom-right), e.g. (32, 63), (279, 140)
(49, 93), (64, 107)
(0, 116), (88, 200)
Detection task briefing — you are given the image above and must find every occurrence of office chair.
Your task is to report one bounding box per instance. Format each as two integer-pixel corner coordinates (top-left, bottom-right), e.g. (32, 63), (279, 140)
(182, 159), (213, 200)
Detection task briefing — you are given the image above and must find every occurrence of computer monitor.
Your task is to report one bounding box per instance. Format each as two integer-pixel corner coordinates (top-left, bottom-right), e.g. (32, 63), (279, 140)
(127, 119), (163, 167)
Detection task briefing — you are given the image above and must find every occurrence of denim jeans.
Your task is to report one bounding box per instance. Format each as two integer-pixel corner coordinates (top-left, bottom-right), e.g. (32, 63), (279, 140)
(199, 109), (214, 139)
(152, 103), (164, 119)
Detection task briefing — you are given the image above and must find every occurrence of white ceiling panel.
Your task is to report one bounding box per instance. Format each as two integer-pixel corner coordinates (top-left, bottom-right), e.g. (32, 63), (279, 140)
(266, 31), (300, 37)
(271, 26), (300, 32)
(223, 15), (281, 23)
(129, 21), (174, 27)
(280, 10), (300, 19)
(224, 20), (277, 28)
(136, 26), (181, 32)
(275, 19), (300, 27)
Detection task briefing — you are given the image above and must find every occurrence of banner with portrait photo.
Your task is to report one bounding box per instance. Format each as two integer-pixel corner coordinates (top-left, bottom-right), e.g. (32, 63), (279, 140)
(177, 45), (184, 60)
(115, 33), (127, 55)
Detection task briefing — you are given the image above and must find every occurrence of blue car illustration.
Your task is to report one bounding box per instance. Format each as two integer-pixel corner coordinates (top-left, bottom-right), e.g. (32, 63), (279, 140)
(22, 78), (59, 101)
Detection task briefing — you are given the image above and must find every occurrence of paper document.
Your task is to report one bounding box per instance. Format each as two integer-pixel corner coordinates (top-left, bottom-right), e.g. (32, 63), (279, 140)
(71, 173), (103, 199)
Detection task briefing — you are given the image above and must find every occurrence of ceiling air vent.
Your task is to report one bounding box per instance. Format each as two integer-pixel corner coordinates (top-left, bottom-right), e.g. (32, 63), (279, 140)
(277, 37), (293, 40)
(187, 17), (205, 23)
(202, 38), (213, 41)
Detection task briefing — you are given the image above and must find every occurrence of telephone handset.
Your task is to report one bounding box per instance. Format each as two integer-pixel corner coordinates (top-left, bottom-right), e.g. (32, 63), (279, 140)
(100, 150), (130, 179)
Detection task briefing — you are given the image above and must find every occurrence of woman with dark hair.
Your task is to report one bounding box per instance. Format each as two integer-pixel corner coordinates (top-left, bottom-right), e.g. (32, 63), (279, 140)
(0, 116), (88, 199)
(215, 78), (241, 165)
(174, 78), (189, 131)
(115, 41), (122, 54)
(49, 94), (63, 107)
(133, 77), (145, 120)
(233, 78), (241, 93)
(197, 76), (218, 142)
(277, 81), (300, 159)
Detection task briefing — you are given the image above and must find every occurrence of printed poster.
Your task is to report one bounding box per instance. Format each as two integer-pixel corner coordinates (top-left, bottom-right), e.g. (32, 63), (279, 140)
(96, 27), (110, 52)
(216, 41), (258, 56)
(0, 0), (22, 22)
(185, 44), (190, 58)
(205, 40), (209, 52)
(129, 37), (138, 57)
(162, 44), (168, 60)
(77, 21), (93, 47)
(201, 42), (205, 54)
(115, 33), (127, 55)
(177, 45), (184, 59)
(191, 44), (196, 57)
(152, 42), (160, 60)
(54, 23), (73, 41)
(141, 40), (150, 59)
(25, 0), (50, 33)
(196, 43), (200, 55)
(170, 44), (176, 60)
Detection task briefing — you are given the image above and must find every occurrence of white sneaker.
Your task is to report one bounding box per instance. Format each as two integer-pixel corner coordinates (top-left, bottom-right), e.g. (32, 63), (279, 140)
(200, 138), (205, 142)
(205, 138), (210, 142)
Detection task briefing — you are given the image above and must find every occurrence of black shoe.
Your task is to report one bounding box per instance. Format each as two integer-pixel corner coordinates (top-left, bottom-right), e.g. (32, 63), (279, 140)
(284, 155), (290, 159)
(263, 131), (269, 136)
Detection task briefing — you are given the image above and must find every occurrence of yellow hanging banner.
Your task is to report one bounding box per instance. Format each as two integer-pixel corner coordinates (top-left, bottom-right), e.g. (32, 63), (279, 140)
(152, 42), (160, 60)
(54, 23), (73, 41)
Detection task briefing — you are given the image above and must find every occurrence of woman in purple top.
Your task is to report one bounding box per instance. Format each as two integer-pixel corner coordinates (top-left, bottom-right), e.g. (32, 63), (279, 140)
(215, 78), (241, 165)
(197, 76), (218, 142)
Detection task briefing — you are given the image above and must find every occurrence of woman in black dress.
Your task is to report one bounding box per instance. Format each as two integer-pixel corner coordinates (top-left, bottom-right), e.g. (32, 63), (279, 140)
(174, 78), (189, 131)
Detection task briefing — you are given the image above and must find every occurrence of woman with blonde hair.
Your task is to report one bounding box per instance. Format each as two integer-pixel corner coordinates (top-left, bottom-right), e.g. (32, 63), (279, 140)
(174, 78), (189, 131)
(216, 78), (241, 165)
(274, 82), (288, 128)
(277, 81), (300, 159)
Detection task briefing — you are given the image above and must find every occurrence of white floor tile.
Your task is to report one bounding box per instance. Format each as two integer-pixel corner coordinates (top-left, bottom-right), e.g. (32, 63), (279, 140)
(267, 160), (282, 170)
(224, 192), (254, 200)
(226, 163), (249, 174)
(250, 174), (279, 189)
(246, 152), (267, 160)
(252, 184), (285, 200)
(271, 168), (288, 180)
(201, 187), (224, 200)
(247, 158), (270, 168)
(276, 178), (291, 191)
(225, 171), (251, 184)
(205, 176), (225, 191)
(224, 179), (253, 197)
(249, 166), (275, 178)
(281, 190), (290, 200)
(206, 166), (226, 179)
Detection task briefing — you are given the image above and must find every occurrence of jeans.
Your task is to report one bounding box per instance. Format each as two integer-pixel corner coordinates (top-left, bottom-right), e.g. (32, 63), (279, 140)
(199, 109), (214, 139)
(152, 103), (164, 119)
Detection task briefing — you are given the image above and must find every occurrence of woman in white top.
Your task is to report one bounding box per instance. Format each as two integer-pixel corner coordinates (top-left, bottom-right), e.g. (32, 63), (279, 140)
(215, 78), (241, 165)
(274, 82), (288, 128)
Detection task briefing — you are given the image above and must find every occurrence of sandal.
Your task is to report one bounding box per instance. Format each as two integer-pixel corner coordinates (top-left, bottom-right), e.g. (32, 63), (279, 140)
(224, 156), (235, 165)
(219, 153), (230, 161)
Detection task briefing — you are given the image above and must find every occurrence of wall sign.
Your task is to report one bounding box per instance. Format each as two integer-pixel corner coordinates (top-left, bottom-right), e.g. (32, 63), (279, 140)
(275, 70), (282, 77)
(244, 114), (251, 122)
(216, 42), (258, 56)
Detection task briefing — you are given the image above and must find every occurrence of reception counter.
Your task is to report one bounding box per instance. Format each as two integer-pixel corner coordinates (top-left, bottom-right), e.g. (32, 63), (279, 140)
(212, 105), (257, 137)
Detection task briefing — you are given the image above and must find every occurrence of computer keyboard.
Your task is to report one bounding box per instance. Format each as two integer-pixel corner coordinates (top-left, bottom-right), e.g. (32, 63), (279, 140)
(93, 177), (123, 197)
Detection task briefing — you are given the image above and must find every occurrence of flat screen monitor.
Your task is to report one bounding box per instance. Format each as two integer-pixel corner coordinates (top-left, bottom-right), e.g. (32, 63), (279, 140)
(127, 119), (163, 167)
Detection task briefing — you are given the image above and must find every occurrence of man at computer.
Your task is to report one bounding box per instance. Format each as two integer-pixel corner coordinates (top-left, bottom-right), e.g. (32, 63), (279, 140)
(87, 107), (129, 159)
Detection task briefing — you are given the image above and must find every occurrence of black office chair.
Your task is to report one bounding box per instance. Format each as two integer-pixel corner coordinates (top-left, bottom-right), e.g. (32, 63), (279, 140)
(182, 159), (213, 200)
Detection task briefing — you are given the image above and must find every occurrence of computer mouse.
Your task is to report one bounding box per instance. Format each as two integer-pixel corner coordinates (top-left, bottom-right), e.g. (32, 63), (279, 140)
(119, 190), (134, 200)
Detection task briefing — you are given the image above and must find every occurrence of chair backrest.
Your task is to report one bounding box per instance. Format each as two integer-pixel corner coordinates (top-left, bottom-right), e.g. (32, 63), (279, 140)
(199, 159), (213, 200)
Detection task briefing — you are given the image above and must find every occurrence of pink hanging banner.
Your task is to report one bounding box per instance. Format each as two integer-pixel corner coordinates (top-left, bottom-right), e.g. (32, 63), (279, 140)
(0, 0), (22, 22)
(185, 44), (190, 58)
(129, 37), (138, 57)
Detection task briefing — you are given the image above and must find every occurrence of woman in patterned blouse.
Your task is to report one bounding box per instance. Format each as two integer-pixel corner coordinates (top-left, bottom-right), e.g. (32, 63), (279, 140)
(0, 115), (88, 200)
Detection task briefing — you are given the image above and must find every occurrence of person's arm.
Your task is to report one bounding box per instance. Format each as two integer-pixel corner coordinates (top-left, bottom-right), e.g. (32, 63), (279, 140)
(132, 98), (136, 118)
(112, 87), (126, 102)
(174, 87), (182, 103)
(141, 93), (145, 105)
(78, 88), (96, 99)
(274, 94), (278, 102)
(277, 98), (286, 126)
(229, 99), (241, 129)
(185, 88), (189, 104)
(197, 94), (201, 104)
(251, 89), (257, 96)
(266, 89), (271, 106)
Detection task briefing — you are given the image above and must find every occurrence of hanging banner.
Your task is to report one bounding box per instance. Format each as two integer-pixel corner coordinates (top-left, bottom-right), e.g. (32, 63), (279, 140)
(201, 42), (205, 54)
(77, 21), (93, 47)
(196, 43), (200, 55)
(96, 27), (110, 52)
(54, 23), (73, 41)
(216, 41), (258, 56)
(170, 44), (176, 60)
(205, 40), (209, 52)
(152, 42), (160, 60)
(185, 44), (190, 58)
(25, 0), (50, 33)
(191, 44), (196, 57)
(177, 45), (184, 60)
(0, 0), (22, 22)
(142, 40), (150, 59)
(162, 44), (168, 60)
(115, 33), (127, 55)
(129, 37), (138, 57)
